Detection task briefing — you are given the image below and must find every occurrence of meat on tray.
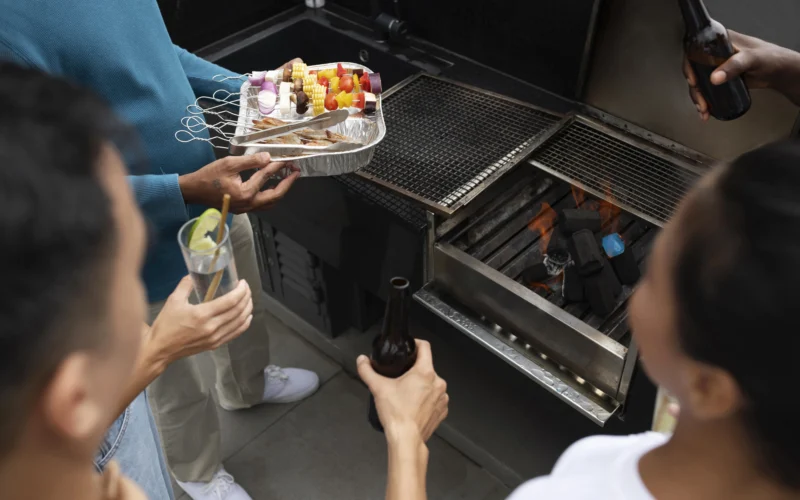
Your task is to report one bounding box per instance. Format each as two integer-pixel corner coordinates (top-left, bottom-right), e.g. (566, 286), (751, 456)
(251, 117), (358, 147)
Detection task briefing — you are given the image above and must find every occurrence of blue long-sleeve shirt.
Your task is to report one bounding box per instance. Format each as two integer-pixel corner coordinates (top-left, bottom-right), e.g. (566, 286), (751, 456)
(0, 0), (242, 301)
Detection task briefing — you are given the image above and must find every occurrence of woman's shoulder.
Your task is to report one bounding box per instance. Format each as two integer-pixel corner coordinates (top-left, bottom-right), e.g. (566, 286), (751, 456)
(506, 432), (669, 500)
(553, 432), (668, 473)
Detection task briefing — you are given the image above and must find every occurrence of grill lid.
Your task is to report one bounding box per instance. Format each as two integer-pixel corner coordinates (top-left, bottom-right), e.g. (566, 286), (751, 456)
(358, 74), (561, 216)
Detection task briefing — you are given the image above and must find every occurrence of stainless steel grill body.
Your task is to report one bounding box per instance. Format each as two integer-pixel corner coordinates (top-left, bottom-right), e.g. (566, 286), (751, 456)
(414, 113), (709, 425)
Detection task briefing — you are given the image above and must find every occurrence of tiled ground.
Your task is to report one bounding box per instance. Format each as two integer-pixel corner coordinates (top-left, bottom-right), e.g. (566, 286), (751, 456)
(172, 311), (509, 500)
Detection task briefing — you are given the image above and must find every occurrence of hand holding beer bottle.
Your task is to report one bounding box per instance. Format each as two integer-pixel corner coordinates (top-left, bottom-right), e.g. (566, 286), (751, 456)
(679, 0), (751, 121)
(682, 25), (800, 120)
(357, 339), (449, 442)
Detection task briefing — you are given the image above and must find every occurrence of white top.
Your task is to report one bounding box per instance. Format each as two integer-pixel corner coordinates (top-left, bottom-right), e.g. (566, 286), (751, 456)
(507, 432), (669, 500)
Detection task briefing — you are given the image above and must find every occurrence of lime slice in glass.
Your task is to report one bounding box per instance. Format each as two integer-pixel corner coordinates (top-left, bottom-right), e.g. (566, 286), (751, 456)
(188, 209), (222, 251)
(191, 235), (218, 252)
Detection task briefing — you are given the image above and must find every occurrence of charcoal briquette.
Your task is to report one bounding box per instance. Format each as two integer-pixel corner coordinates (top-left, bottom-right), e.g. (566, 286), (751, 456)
(610, 247), (641, 285)
(601, 259), (623, 298)
(562, 265), (584, 302)
(521, 262), (550, 284)
(585, 273), (617, 317)
(559, 209), (602, 235)
(570, 229), (604, 276)
(595, 232), (605, 251)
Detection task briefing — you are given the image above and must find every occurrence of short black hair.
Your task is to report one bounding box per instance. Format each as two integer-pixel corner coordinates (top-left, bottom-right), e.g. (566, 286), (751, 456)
(0, 63), (133, 454)
(675, 140), (800, 488)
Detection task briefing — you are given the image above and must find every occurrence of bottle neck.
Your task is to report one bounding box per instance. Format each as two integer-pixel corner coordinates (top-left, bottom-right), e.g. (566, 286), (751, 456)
(381, 285), (410, 341)
(678, 0), (712, 32)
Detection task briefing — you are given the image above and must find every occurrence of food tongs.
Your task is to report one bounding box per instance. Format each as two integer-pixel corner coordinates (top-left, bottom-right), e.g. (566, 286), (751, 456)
(229, 109), (360, 156)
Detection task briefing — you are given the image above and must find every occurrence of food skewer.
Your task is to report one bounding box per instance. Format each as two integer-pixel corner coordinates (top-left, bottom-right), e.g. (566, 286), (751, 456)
(249, 63), (382, 118)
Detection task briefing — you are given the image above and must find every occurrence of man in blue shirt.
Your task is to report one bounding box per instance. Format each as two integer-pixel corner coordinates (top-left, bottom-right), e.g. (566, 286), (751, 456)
(0, 2), (319, 499)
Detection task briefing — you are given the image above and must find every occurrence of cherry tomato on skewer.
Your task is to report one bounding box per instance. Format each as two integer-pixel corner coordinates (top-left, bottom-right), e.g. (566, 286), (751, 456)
(339, 75), (354, 93)
(324, 92), (338, 111)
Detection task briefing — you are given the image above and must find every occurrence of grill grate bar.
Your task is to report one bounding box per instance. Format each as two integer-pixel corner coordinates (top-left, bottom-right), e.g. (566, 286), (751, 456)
(362, 76), (560, 213)
(531, 121), (701, 225)
(535, 148), (683, 221)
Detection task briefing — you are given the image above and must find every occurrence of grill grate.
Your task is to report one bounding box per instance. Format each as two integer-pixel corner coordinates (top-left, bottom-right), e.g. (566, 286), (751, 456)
(361, 75), (560, 213)
(531, 120), (702, 226)
(335, 174), (427, 231)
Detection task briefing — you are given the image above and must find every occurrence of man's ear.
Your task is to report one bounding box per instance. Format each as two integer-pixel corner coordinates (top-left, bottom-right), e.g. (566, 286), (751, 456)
(41, 353), (104, 442)
(685, 363), (742, 420)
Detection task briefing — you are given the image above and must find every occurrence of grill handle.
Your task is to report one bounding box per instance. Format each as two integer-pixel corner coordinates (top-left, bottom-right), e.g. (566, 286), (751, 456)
(414, 285), (619, 426)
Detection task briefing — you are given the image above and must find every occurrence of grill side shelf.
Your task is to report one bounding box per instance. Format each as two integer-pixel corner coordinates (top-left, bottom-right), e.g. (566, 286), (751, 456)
(358, 74), (562, 216)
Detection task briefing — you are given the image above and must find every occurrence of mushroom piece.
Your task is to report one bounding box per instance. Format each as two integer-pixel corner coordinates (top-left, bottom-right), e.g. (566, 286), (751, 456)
(283, 67), (293, 82)
(295, 90), (309, 114)
(293, 78), (304, 93)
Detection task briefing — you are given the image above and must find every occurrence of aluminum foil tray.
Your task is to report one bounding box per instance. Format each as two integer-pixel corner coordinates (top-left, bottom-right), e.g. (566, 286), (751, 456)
(233, 63), (386, 177)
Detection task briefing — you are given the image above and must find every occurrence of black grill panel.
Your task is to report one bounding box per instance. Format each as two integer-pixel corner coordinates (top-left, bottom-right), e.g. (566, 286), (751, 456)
(362, 76), (560, 212)
(335, 174), (427, 231)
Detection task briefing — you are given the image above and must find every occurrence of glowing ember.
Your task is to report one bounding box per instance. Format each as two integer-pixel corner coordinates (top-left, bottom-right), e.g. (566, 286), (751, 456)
(570, 183), (621, 235)
(571, 184), (586, 207)
(582, 199), (600, 211)
(527, 202), (558, 253)
(528, 270), (564, 295)
(598, 183), (621, 234)
(529, 282), (551, 293)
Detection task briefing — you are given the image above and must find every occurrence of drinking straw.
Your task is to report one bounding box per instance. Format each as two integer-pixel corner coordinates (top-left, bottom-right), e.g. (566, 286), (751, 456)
(203, 194), (231, 302)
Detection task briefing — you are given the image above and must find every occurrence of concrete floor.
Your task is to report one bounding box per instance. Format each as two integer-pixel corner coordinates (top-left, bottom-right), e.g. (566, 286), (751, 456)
(172, 310), (510, 500)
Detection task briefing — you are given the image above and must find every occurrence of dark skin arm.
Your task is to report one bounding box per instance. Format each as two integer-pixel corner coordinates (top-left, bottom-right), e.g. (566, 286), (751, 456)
(685, 30), (800, 121)
(178, 58), (304, 212)
(178, 153), (299, 213)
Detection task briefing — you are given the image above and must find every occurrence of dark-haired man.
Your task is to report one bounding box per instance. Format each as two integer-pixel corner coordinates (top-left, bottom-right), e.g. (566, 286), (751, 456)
(0, 2), (319, 498)
(0, 67), (149, 500)
(0, 63), (256, 499)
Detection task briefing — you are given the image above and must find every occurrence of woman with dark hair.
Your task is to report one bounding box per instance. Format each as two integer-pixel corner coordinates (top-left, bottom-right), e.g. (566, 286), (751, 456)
(360, 139), (800, 499)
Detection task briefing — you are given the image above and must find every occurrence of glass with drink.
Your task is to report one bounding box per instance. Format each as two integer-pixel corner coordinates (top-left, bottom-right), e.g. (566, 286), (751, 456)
(178, 210), (239, 302)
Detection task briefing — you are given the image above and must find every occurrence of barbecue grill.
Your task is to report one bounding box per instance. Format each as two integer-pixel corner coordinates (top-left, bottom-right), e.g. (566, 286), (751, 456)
(365, 74), (711, 424)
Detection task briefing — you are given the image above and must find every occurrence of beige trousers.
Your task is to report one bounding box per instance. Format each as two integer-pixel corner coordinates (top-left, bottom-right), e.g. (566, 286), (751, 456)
(148, 214), (270, 483)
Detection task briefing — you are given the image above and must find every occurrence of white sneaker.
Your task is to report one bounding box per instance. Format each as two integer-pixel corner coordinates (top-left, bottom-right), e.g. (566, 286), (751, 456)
(177, 467), (251, 500)
(261, 365), (320, 403)
(219, 365), (320, 410)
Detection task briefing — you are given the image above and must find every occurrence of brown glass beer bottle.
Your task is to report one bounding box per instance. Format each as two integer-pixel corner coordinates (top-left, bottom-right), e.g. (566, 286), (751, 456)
(679, 0), (751, 121)
(368, 277), (417, 432)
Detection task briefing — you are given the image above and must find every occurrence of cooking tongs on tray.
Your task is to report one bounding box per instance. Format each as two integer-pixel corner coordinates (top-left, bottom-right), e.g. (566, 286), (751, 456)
(229, 109), (359, 156)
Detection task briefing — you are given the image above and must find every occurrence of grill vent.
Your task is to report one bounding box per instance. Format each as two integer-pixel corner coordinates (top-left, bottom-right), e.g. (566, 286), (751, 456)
(531, 120), (702, 226)
(361, 75), (560, 214)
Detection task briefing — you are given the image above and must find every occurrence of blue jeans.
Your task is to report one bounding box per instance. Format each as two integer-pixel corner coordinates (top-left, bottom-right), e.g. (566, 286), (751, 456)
(96, 391), (175, 500)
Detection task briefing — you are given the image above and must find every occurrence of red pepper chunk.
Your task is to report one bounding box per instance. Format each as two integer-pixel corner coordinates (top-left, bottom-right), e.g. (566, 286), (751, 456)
(337, 63), (347, 77)
(360, 73), (371, 92)
(353, 92), (366, 109)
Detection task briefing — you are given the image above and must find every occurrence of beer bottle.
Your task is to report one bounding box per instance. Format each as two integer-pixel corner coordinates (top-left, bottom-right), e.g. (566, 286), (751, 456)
(368, 277), (417, 432)
(679, 0), (751, 121)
